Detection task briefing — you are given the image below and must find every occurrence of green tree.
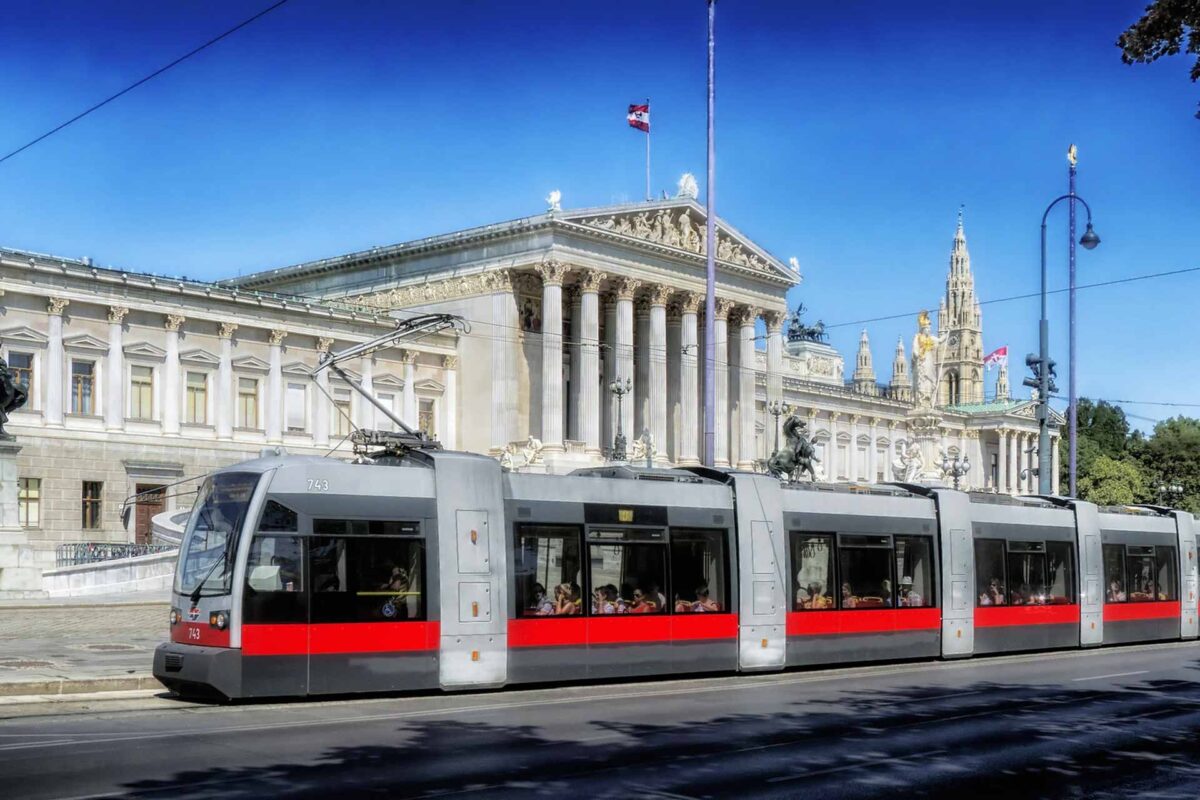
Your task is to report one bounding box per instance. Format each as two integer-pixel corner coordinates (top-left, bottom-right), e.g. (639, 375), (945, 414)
(1118, 0), (1200, 118)
(1059, 398), (1133, 489)
(1077, 455), (1151, 505)
(1138, 416), (1200, 513)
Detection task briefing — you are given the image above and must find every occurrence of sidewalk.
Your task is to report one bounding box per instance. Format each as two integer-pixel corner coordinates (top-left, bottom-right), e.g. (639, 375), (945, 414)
(0, 590), (169, 698)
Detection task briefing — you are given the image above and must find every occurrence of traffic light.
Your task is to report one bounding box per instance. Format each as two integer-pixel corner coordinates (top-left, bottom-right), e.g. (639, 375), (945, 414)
(1023, 353), (1041, 389)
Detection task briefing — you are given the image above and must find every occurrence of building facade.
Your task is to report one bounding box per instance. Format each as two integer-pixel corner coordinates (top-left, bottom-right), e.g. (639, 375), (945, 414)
(0, 194), (1060, 558)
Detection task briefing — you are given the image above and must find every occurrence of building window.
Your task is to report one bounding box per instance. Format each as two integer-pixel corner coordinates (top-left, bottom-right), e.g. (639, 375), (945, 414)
(18, 478), (40, 528)
(237, 377), (259, 429)
(8, 352), (33, 394)
(286, 383), (307, 433)
(333, 388), (352, 437)
(185, 371), (207, 424)
(418, 398), (436, 438)
(81, 481), (103, 529)
(130, 365), (154, 420)
(376, 392), (395, 432)
(71, 360), (95, 414)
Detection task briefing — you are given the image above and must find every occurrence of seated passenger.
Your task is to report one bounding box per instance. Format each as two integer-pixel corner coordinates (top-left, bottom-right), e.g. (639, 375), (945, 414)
(1106, 580), (1124, 602)
(648, 583), (668, 610)
(675, 594), (691, 613)
(978, 591), (992, 606)
(842, 582), (856, 608)
(531, 583), (554, 615)
(881, 579), (893, 607)
(381, 566), (408, 594)
(807, 582), (832, 610)
(899, 576), (923, 607)
(692, 586), (721, 612)
(630, 589), (659, 613)
(598, 585), (619, 615)
(988, 578), (1005, 606)
(559, 583), (581, 615)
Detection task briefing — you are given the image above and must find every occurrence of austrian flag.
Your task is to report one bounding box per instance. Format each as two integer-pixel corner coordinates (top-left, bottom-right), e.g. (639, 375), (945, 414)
(627, 103), (650, 132)
(983, 346), (1009, 370)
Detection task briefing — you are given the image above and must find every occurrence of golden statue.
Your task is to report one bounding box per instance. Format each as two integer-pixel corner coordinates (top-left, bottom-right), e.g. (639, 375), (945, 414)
(915, 311), (936, 358)
(1067, 144), (1078, 168)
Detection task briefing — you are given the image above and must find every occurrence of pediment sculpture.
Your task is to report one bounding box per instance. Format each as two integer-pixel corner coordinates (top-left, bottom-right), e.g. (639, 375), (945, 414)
(576, 208), (772, 274)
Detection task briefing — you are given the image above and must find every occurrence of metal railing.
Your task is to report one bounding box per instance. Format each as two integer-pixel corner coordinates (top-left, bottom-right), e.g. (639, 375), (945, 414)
(55, 542), (176, 568)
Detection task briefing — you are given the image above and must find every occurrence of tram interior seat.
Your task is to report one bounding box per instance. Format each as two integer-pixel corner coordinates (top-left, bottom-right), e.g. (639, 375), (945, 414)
(249, 565), (281, 592)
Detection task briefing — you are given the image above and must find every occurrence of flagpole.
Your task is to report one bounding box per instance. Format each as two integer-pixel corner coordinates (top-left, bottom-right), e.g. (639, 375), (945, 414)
(645, 96), (651, 201)
(702, 0), (716, 467)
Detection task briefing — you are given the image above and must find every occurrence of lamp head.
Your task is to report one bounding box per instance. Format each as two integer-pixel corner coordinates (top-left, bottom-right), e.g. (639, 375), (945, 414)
(1079, 223), (1100, 250)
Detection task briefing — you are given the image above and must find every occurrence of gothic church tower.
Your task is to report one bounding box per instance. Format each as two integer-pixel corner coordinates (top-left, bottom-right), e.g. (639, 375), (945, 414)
(936, 211), (984, 405)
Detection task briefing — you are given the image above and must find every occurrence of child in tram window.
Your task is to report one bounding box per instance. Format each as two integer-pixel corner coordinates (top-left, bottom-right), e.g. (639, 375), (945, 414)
(692, 586), (721, 613)
(532, 583), (554, 616)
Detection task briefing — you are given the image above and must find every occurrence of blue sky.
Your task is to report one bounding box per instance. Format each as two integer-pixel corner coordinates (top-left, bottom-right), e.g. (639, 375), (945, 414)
(1, 1), (1196, 428)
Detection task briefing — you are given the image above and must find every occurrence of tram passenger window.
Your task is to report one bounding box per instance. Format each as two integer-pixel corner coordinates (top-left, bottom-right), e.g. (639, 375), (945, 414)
(895, 537), (934, 607)
(1045, 542), (1075, 604)
(258, 500), (298, 532)
(246, 536), (304, 592)
(1126, 546), (1156, 602)
(838, 536), (893, 609)
(588, 543), (666, 614)
(1007, 546), (1047, 605)
(790, 533), (835, 610)
(1103, 544), (1126, 602)
(309, 535), (425, 622)
(1155, 546), (1178, 601)
(515, 526), (582, 617)
(670, 529), (728, 613)
(974, 539), (1006, 606)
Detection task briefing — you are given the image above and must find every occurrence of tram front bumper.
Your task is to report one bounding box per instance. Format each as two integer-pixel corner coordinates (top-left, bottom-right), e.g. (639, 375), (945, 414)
(153, 641), (243, 700)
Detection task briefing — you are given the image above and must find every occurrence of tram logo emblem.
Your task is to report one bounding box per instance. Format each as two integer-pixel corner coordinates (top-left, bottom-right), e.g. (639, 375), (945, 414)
(187, 607), (201, 621)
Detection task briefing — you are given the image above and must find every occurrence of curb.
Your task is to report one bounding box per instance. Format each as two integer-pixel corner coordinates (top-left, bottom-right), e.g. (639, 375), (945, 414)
(0, 674), (160, 697)
(0, 601), (169, 611)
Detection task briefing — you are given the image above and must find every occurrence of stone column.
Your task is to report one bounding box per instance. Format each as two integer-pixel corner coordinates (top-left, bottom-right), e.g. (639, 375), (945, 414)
(602, 292), (617, 454)
(577, 271), (605, 455)
(402, 350), (418, 430)
(869, 417), (879, 482)
(566, 285), (582, 442)
(359, 352), (375, 432)
(216, 323), (237, 440)
(45, 298), (69, 427)
(647, 285), (670, 465)
(997, 429), (1008, 493)
(105, 306), (128, 430)
(1026, 434), (1037, 493)
(677, 292), (701, 465)
(1008, 430), (1020, 494)
(313, 337), (334, 447)
(488, 269), (518, 453)
(266, 328), (286, 443)
(849, 414), (860, 481)
(443, 355), (458, 448)
(634, 297), (650, 436)
(538, 260), (569, 453)
(613, 277), (640, 445)
(829, 412), (842, 479)
(886, 421), (897, 481)
(765, 311), (786, 449)
(163, 315), (185, 436)
(735, 307), (758, 471)
(713, 298), (733, 467)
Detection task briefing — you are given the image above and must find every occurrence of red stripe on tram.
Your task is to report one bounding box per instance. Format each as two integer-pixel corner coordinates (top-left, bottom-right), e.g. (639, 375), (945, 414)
(171, 622), (231, 648)
(508, 614), (738, 648)
(1102, 601), (1181, 623)
(787, 608), (941, 636)
(242, 622), (440, 656)
(974, 604), (1080, 628)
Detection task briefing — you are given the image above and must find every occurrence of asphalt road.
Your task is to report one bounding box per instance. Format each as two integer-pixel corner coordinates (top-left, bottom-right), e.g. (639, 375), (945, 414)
(2, 642), (1200, 799)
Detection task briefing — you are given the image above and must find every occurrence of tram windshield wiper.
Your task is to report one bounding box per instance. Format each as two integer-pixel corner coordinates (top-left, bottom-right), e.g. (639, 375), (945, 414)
(189, 547), (228, 604)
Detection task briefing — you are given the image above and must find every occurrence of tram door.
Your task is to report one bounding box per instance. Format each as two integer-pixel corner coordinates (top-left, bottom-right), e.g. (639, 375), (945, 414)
(1074, 501), (1104, 647)
(1174, 511), (1198, 640)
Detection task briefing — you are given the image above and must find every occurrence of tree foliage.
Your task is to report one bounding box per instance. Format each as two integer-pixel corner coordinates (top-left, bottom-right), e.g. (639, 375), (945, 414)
(1077, 455), (1150, 506)
(1118, 0), (1200, 118)
(1138, 416), (1200, 514)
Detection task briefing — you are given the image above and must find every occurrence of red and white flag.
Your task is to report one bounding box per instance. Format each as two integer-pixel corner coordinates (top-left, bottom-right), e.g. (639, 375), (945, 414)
(983, 346), (1008, 370)
(627, 103), (650, 133)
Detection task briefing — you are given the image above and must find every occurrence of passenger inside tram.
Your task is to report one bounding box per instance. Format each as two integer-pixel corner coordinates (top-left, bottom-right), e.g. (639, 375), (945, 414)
(1107, 579), (1126, 602)
(630, 588), (659, 613)
(554, 583), (581, 615)
(530, 583), (555, 615)
(898, 576), (924, 607)
(691, 586), (721, 612)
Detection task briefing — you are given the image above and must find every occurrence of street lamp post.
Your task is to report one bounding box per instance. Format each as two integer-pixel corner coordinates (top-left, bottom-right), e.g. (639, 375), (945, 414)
(767, 400), (789, 455)
(1028, 182), (1100, 496)
(942, 452), (971, 491)
(609, 377), (632, 462)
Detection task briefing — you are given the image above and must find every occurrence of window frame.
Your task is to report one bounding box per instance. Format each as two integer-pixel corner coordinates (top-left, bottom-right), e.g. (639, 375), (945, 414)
(894, 534), (936, 608)
(237, 376), (260, 429)
(185, 370), (209, 425)
(974, 537), (1009, 607)
(81, 480), (103, 530)
(8, 351), (33, 396)
(1103, 543), (1127, 603)
(307, 531), (428, 623)
(129, 364), (155, 421)
(70, 359), (97, 415)
(668, 527), (731, 615)
(836, 533), (896, 610)
(586, 528), (670, 616)
(514, 523), (585, 618)
(790, 531), (837, 612)
(286, 381), (308, 434)
(18, 477), (40, 528)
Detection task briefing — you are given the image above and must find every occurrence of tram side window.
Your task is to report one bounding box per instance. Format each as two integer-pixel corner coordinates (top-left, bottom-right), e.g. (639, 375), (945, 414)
(515, 525), (583, 617)
(1007, 544), (1047, 606)
(1104, 544), (1126, 602)
(258, 500), (298, 532)
(1126, 546), (1157, 602)
(309, 536), (426, 622)
(1045, 542), (1075, 605)
(839, 536), (893, 609)
(1155, 547), (1178, 601)
(588, 542), (667, 614)
(670, 529), (728, 613)
(975, 539), (1007, 606)
(244, 535), (306, 624)
(895, 537), (934, 607)
(791, 533), (835, 611)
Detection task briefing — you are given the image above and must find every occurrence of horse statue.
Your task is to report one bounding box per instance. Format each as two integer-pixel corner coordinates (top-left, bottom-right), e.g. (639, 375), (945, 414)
(766, 414), (820, 482)
(0, 355), (27, 439)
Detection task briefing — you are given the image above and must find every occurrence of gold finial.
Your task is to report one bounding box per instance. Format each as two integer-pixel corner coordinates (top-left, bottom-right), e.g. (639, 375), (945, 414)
(1067, 144), (1078, 168)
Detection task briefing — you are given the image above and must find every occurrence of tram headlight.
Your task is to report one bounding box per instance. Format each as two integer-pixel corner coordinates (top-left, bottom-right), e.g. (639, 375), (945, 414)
(210, 611), (228, 630)
(169, 608), (180, 626)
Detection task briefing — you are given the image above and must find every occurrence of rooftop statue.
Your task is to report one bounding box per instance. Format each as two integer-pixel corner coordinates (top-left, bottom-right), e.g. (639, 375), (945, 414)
(786, 303), (828, 344)
(767, 414), (819, 482)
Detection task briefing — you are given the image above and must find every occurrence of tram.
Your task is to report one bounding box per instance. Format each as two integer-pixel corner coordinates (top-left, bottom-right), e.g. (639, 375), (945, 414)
(153, 445), (1200, 701)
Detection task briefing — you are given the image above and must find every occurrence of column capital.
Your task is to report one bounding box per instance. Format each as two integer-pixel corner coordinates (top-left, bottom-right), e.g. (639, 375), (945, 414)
(849, 414), (862, 425)
(728, 305), (758, 327)
(47, 297), (70, 316)
(484, 268), (517, 293)
(675, 291), (703, 314)
(316, 336), (336, 353)
(887, 419), (897, 430)
(714, 297), (735, 320)
(576, 269), (607, 293)
(868, 416), (880, 427)
(442, 354), (458, 370)
(807, 408), (819, 420)
(164, 314), (186, 332)
(268, 329), (288, 346)
(763, 309), (788, 333)
(218, 322), (239, 339)
(829, 411), (842, 423)
(645, 283), (672, 308)
(612, 276), (642, 301)
(536, 259), (571, 287)
(401, 349), (419, 365)
(107, 305), (129, 325)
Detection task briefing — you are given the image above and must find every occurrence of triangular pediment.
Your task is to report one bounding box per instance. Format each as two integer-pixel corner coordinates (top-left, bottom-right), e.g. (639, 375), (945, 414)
(559, 199), (800, 285)
(281, 360), (313, 376)
(179, 348), (220, 366)
(63, 333), (108, 352)
(0, 325), (48, 347)
(232, 354), (270, 372)
(414, 377), (445, 393)
(123, 341), (166, 360)
(373, 373), (405, 389)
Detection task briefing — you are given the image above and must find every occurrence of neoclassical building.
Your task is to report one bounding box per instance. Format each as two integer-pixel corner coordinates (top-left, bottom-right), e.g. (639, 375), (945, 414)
(0, 192), (1059, 558)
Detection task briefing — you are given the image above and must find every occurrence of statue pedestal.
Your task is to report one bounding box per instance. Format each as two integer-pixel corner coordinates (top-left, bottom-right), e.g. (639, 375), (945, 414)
(0, 441), (45, 598)
(905, 411), (947, 486)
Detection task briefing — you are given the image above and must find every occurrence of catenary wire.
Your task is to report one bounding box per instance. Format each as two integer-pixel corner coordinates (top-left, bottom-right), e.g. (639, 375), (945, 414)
(0, 0), (293, 167)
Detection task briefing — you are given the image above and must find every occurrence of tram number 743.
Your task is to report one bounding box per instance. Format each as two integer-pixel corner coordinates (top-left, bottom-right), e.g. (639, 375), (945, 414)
(307, 479), (330, 492)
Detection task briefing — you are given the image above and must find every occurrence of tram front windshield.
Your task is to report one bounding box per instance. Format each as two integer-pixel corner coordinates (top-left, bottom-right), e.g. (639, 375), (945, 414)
(177, 472), (259, 598)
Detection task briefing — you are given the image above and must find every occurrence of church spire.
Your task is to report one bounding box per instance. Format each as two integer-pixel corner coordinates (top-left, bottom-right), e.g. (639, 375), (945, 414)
(937, 208), (985, 405)
(890, 336), (911, 402)
(853, 329), (877, 394)
(995, 360), (1010, 401)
